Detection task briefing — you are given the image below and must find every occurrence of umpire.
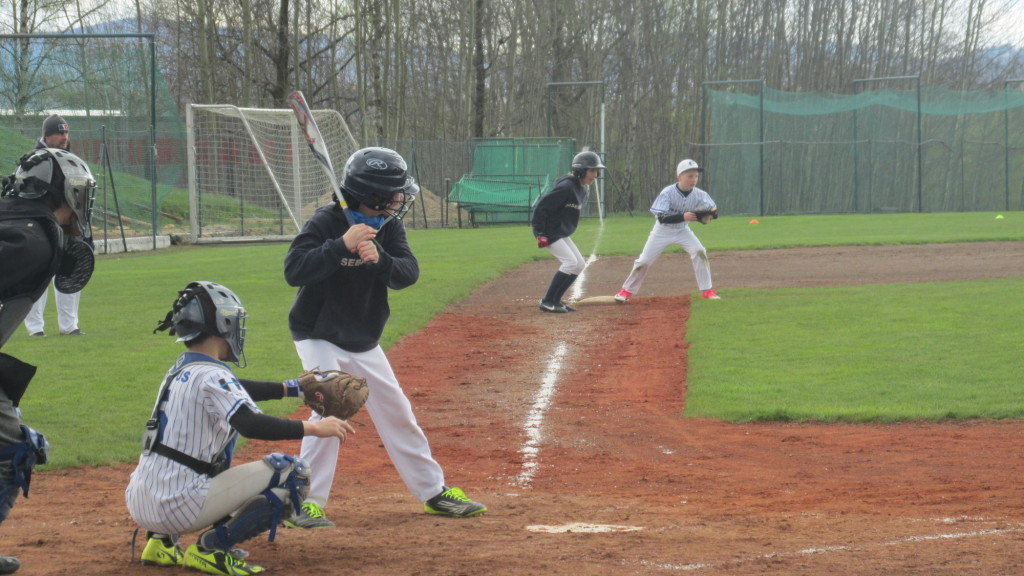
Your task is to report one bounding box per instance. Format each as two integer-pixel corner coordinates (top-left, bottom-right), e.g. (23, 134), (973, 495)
(0, 147), (96, 574)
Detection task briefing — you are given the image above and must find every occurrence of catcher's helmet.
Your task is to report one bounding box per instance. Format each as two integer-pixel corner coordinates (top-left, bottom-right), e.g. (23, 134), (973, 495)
(154, 281), (248, 367)
(6, 148), (95, 238)
(339, 147), (416, 221)
(570, 150), (605, 178)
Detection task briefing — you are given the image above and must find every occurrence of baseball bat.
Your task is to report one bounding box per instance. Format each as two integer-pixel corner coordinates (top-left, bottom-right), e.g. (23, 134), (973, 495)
(288, 90), (377, 265)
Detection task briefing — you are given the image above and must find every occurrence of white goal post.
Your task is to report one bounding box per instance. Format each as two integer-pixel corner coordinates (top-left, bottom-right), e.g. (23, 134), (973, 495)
(186, 103), (359, 242)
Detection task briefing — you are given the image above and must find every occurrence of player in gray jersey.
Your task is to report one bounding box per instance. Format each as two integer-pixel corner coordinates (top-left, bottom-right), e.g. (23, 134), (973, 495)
(125, 281), (354, 575)
(615, 159), (721, 303)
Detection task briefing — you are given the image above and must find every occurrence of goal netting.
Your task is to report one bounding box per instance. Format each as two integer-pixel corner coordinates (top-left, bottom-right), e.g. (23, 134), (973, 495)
(187, 104), (359, 242)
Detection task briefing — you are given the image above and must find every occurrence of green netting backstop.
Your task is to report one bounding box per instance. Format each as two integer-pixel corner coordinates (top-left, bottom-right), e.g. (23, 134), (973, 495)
(448, 137), (576, 224)
(703, 86), (1024, 215)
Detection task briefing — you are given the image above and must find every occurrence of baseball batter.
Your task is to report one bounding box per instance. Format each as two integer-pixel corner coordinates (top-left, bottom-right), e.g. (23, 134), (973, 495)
(125, 281), (354, 575)
(615, 159), (721, 302)
(532, 150), (605, 313)
(283, 147), (485, 529)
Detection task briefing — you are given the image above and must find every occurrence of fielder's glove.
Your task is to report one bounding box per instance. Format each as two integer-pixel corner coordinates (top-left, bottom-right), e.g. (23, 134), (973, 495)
(295, 370), (369, 420)
(693, 207), (718, 225)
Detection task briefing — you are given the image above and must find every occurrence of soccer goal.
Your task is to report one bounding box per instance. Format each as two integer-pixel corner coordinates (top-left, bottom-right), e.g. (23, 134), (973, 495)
(187, 103), (359, 242)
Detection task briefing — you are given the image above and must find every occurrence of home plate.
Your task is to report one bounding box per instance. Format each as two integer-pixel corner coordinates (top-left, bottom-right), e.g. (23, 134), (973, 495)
(526, 523), (644, 534)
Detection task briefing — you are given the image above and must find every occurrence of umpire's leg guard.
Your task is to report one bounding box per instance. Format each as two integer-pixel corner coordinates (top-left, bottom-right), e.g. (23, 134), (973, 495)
(198, 453), (310, 551)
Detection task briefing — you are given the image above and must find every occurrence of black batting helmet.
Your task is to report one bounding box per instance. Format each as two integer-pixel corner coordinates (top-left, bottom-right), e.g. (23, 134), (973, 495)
(570, 151), (605, 178)
(338, 147), (417, 221)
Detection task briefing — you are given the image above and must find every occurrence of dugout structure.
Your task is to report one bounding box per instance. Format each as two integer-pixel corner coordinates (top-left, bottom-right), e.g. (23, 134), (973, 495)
(187, 104), (359, 242)
(447, 137), (576, 225)
(702, 81), (1024, 215)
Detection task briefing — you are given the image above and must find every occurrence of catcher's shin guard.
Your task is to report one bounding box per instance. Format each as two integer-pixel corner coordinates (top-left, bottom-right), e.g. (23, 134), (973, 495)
(199, 494), (280, 552)
(0, 424), (50, 525)
(200, 454), (311, 551)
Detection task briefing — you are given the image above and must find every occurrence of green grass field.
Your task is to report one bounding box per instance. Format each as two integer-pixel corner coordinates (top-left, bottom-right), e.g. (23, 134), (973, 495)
(6, 212), (1024, 468)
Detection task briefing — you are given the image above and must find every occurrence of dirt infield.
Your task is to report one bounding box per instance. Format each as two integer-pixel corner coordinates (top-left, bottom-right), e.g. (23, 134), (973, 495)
(6, 242), (1024, 575)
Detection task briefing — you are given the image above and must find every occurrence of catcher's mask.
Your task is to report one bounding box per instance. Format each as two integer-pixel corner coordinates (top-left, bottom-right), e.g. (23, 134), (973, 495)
(6, 148), (95, 238)
(338, 147), (417, 221)
(154, 281), (248, 367)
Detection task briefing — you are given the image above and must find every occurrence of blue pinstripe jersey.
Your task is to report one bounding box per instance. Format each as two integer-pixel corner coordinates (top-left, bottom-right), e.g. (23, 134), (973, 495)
(649, 184), (716, 227)
(125, 352), (261, 534)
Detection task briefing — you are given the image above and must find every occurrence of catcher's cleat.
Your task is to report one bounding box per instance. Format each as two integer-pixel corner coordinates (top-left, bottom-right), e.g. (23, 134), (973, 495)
(614, 289), (632, 303)
(282, 502), (335, 529)
(701, 289), (721, 300)
(538, 301), (569, 313)
(141, 536), (184, 567)
(559, 301), (577, 312)
(183, 544), (263, 576)
(424, 486), (487, 518)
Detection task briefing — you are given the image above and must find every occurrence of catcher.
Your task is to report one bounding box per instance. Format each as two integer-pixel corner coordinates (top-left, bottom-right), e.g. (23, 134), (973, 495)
(614, 158), (722, 303)
(125, 281), (367, 576)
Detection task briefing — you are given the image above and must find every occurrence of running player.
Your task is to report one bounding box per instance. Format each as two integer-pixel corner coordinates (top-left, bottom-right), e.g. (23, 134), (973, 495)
(283, 147), (485, 529)
(615, 159), (721, 302)
(125, 281), (354, 575)
(532, 150), (605, 313)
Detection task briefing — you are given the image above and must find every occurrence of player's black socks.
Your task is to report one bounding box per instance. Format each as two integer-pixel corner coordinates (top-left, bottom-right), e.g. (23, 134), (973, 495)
(554, 273), (578, 303)
(543, 271), (572, 304)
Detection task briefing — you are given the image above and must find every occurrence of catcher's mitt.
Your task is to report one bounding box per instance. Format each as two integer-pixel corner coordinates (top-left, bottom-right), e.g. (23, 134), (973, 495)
(693, 207), (718, 225)
(297, 370), (368, 420)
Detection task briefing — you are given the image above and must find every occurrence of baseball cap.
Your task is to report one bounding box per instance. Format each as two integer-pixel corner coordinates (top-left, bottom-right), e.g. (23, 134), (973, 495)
(676, 159), (703, 175)
(43, 115), (69, 137)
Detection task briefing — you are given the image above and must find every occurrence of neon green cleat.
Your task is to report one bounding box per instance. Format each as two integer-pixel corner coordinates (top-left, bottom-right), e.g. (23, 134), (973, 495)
(140, 536), (184, 567)
(423, 486), (487, 517)
(283, 501), (335, 529)
(183, 544), (263, 576)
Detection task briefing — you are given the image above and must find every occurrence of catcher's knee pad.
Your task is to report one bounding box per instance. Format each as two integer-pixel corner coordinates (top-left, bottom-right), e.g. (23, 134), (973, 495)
(200, 494), (280, 551)
(262, 452), (310, 513)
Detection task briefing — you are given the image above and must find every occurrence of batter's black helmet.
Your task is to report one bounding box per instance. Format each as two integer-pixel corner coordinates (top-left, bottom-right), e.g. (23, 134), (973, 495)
(340, 147), (412, 208)
(570, 151), (605, 178)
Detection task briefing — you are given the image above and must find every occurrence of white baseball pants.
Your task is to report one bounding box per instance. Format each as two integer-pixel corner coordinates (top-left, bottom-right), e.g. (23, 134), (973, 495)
(622, 223), (713, 294)
(546, 236), (586, 275)
(185, 459), (296, 533)
(294, 339), (445, 505)
(23, 281), (81, 334)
